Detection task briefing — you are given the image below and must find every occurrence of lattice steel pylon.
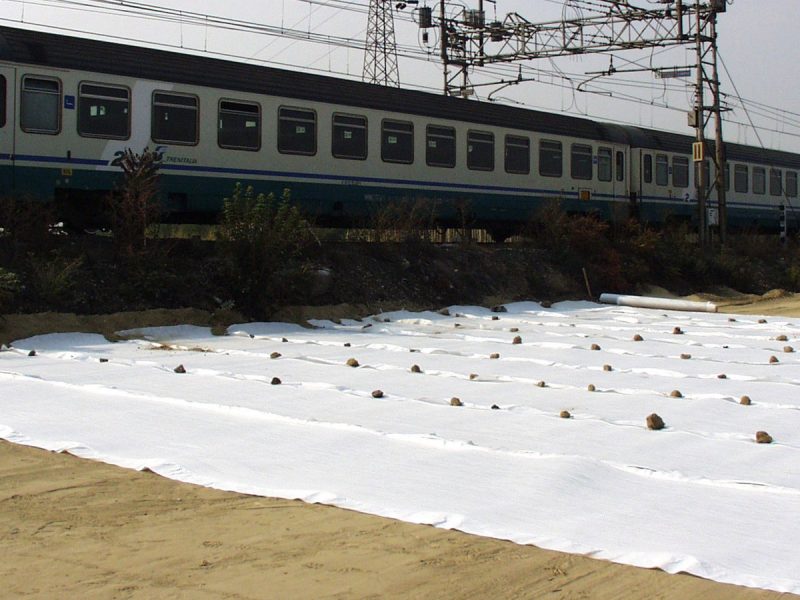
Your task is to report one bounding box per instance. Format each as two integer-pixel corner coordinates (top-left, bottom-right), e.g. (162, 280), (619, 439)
(363, 0), (400, 86)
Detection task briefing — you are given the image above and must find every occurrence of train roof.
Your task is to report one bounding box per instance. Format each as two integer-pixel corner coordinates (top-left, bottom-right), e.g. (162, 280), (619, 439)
(1, 25), (799, 169)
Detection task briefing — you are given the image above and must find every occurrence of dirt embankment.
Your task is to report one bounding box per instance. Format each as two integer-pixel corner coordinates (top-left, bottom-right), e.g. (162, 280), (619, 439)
(4, 288), (800, 347)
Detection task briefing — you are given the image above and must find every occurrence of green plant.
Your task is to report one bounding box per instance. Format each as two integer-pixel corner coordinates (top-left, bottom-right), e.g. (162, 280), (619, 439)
(0, 267), (21, 313)
(23, 253), (84, 309)
(109, 148), (161, 257)
(217, 184), (313, 317)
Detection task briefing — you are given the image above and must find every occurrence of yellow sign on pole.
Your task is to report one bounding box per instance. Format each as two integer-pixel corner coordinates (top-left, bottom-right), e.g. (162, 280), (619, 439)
(692, 142), (704, 162)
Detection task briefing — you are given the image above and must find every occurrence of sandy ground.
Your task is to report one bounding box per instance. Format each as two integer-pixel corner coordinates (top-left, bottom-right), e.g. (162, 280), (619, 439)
(2, 292), (800, 599)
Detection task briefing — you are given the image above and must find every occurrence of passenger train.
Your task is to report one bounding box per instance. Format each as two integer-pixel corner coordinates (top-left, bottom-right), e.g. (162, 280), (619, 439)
(0, 25), (798, 239)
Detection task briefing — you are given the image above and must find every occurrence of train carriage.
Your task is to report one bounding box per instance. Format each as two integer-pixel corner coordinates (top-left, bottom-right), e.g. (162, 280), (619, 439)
(0, 25), (798, 238)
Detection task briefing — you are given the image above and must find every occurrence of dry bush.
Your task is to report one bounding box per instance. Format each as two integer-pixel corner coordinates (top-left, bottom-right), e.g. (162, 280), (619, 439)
(525, 203), (626, 291)
(451, 198), (478, 246)
(609, 218), (661, 284)
(109, 148), (161, 257)
(361, 198), (439, 244)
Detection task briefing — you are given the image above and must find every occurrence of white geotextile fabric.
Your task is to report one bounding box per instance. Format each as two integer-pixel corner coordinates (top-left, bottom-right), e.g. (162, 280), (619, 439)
(1, 302), (799, 593)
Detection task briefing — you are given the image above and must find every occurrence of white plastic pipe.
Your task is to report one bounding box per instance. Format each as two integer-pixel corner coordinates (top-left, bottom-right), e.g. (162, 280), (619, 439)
(599, 293), (718, 313)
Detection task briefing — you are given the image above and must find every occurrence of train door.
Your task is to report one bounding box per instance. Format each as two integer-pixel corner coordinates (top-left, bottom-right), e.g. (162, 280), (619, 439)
(611, 144), (632, 220)
(628, 148), (642, 219)
(0, 65), (15, 196)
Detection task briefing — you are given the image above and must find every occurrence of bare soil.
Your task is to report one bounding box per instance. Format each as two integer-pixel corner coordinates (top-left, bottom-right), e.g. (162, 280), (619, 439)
(1, 441), (793, 600)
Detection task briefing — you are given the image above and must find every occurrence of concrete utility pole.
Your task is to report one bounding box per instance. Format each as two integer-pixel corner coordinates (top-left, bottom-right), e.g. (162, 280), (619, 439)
(417, 0), (730, 243)
(694, 1), (708, 246)
(691, 0), (728, 246)
(710, 6), (728, 245)
(364, 0), (400, 86)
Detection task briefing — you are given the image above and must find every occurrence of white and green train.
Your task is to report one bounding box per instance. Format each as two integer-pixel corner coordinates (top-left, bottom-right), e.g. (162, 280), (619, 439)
(1, 25), (798, 238)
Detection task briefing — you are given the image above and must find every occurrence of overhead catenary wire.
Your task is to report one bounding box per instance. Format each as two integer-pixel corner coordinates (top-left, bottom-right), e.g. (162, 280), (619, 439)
(2, 0), (797, 147)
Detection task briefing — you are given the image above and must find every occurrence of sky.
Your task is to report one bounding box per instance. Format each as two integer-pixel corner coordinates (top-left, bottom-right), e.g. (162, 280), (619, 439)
(1, 0), (799, 152)
(3, 302), (800, 594)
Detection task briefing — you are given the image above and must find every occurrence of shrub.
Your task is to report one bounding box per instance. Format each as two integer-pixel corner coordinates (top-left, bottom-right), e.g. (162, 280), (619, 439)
(23, 253), (84, 309)
(0, 195), (55, 259)
(109, 148), (161, 257)
(217, 184), (314, 317)
(526, 202), (627, 292)
(0, 267), (21, 313)
(363, 198), (439, 244)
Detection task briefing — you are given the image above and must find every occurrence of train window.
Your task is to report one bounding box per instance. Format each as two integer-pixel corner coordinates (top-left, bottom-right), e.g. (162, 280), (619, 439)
(734, 164), (748, 193)
(539, 139), (562, 178)
(332, 114), (367, 160)
(655, 154), (668, 186)
(381, 119), (413, 164)
(78, 83), (130, 140)
(616, 151), (624, 182)
(0, 75), (5, 128)
(770, 169), (783, 196)
(426, 125), (456, 168)
(467, 130), (494, 171)
(672, 156), (688, 188)
(21, 76), (61, 134)
(753, 167), (766, 195)
(787, 172), (798, 198)
(218, 100), (261, 151)
(643, 154), (652, 183)
(724, 163), (730, 191)
(571, 144), (592, 180)
(504, 135), (530, 174)
(597, 147), (612, 182)
(152, 92), (198, 145)
(278, 107), (317, 155)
